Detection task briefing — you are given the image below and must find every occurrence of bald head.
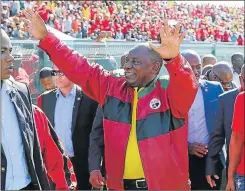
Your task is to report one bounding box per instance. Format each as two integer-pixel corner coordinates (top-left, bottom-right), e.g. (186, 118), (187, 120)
(202, 54), (217, 67)
(231, 52), (244, 74)
(211, 61), (233, 91)
(181, 49), (201, 80)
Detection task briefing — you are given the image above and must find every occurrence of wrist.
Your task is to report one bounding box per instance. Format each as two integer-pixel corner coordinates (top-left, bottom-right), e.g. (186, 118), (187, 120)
(40, 31), (49, 42)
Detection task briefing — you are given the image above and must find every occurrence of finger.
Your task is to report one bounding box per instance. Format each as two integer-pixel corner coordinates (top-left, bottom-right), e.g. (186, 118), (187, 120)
(206, 176), (212, 186)
(149, 42), (160, 53)
(196, 148), (207, 155)
(98, 175), (104, 185)
(174, 23), (180, 36)
(159, 26), (165, 44)
(214, 175), (219, 180)
(178, 32), (186, 44)
(22, 18), (31, 25)
(194, 152), (203, 158)
(164, 20), (170, 36)
(26, 8), (36, 17)
(193, 144), (207, 152)
(211, 180), (216, 187)
(23, 10), (32, 20)
(197, 143), (208, 148)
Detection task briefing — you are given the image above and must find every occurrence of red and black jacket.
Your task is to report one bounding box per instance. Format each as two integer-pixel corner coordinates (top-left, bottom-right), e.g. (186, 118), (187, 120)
(33, 105), (77, 190)
(39, 32), (198, 190)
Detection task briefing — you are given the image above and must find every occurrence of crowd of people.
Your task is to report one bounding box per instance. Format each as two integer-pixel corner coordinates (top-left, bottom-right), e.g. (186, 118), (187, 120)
(1, 2), (245, 191)
(0, 0), (244, 44)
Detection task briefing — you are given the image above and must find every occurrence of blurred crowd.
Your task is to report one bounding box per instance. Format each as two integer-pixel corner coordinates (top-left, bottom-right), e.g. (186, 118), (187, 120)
(1, 0), (244, 44)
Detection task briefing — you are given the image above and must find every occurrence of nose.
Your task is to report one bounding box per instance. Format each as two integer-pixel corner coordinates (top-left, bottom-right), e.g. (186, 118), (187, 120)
(123, 61), (133, 70)
(5, 53), (14, 63)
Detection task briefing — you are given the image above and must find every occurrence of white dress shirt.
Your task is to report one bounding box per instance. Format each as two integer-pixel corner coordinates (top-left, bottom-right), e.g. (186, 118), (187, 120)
(1, 80), (31, 190)
(188, 86), (210, 145)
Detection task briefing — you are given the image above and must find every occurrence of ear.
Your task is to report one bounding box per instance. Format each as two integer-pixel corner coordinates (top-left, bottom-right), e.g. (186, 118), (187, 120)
(152, 62), (161, 74)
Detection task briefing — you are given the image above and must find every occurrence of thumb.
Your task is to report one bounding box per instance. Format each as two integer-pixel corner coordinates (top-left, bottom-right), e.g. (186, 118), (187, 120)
(149, 42), (159, 53)
(214, 175), (219, 180)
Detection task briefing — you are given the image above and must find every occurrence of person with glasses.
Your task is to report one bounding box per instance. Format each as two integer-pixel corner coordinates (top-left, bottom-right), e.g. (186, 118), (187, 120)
(206, 64), (245, 189)
(181, 49), (224, 190)
(204, 61), (236, 91)
(23, 10), (198, 190)
(37, 65), (98, 190)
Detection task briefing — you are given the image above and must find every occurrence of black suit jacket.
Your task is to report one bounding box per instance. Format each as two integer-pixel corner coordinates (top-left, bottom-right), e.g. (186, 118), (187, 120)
(38, 85), (98, 189)
(206, 88), (240, 175)
(88, 106), (105, 175)
(1, 79), (50, 190)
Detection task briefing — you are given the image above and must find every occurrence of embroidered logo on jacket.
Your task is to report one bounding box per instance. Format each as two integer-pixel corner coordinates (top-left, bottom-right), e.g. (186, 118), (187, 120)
(150, 98), (161, 109)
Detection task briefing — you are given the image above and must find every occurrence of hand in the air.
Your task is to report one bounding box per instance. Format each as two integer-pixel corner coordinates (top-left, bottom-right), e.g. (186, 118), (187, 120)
(23, 8), (48, 41)
(149, 20), (185, 60)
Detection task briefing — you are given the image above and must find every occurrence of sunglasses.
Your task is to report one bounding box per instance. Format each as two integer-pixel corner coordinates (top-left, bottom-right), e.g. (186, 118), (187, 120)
(51, 70), (64, 76)
(212, 70), (232, 86)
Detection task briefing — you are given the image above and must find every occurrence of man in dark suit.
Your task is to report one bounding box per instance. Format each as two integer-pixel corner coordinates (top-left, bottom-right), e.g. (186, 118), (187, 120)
(1, 29), (50, 190)
(206, 64), (244, 188)
(182, 50), (225, 190)
(37, 65), (98, 190)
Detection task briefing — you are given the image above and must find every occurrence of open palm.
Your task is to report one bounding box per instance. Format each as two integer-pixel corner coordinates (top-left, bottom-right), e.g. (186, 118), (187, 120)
(23, 9), (48, 41)
(150, 20), (185, 60)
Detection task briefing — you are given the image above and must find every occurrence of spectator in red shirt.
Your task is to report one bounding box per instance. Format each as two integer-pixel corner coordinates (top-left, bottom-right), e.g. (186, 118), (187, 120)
(101, 14), (110, 31)
(88, 20), (97, 35)
(223, 31), (230, 42)
(90, 5), (97, 20)
(237, 35), (244, 46)
(226, 91), (245, 190)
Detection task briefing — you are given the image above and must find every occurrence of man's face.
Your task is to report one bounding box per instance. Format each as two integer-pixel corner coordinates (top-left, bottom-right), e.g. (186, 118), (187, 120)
(202, 58), (216, 68)
(186, 57), (202, 81)
(40, 77), (55, 91)
(124, 47), (159, 87)
(1, 31), (14, 80)
(212, 70), (233, 91)
(53, 66), (73, 89)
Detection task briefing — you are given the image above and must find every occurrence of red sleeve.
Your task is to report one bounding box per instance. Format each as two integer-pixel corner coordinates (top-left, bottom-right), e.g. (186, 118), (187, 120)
(232, 92), (244, 135)
(37, 95), (42, 108)
(165, 54), (198, 118)
(34, 106), (69, 190)
(39, 32), (113, 105)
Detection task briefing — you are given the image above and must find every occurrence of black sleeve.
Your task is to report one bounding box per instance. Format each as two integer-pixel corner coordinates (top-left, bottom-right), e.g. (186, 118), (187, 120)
(206, 96), (225, 175)
(88, 106), (104, 173)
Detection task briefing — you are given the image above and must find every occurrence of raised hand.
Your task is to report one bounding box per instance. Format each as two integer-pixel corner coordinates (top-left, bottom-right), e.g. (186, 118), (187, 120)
(23, 8), (48, 41)
(149, 20), (185, 60)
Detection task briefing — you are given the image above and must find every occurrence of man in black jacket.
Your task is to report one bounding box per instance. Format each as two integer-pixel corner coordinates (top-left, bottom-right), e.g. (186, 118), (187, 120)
(206, 64), (244, 188)
(37, 65), (98, 190)
(1, 28), (50, 190)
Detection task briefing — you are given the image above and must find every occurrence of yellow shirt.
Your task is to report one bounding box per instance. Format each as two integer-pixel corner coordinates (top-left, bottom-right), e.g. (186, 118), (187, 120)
(123, 88), (145, 179)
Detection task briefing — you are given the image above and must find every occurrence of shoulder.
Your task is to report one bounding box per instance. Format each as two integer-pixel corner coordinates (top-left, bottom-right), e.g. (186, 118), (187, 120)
(40, 88), (57, 97)
(158, 75), (170, 89)
(219, 88), (239, 100)
(8, 78), (28, 94)
(200, 79), (221, 88)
